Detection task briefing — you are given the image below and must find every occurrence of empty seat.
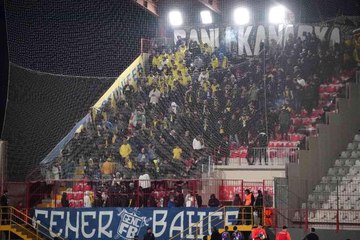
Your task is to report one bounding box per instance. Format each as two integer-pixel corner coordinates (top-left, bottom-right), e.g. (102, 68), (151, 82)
(347, 143), (356, 150)
(314, 185), (323, 192)
(335, 159), (344, 166)
(345, 159), (355, 166)
(338, 167), (347, 175)
(349, 166), (360, 175)
(340, 151), (351, 158)
(350, 151), (359, 158)
(355, 160), (360, 166)
(354, 134), (360, 142)
(328, 167), (337, 175)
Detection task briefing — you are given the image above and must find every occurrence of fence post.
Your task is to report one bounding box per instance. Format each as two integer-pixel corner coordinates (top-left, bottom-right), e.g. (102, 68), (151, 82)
(336, 179), (339, 232)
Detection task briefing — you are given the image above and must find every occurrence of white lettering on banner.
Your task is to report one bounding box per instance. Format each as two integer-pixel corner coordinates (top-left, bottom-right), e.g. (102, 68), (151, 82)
(200, 29), (219, 49)
(98, 211), (113, 238)
(81, 211), (96, 239)
(197, 211), (207, 237)
(314, 26), (329, 41)
(153, 210), (168, 238)
(35, 209), (48, 219)
(298, 25), (313, 40)
(238, 26), (253, 56)
(170, 211), (184, 238)
(284, 25), (295, 44)
(208, 211), (223, 234)
(186, 211), (195, 239)
(173, 29), (187, 42)
(50, 211), (64, 238)
(173, 24), (343, 57)
(269, 25), (284, 46)
(225, 211), (239, 226)
(330, 28), (340, 46)
(65, 211), (79, 238)
(254, 25), (266, 56)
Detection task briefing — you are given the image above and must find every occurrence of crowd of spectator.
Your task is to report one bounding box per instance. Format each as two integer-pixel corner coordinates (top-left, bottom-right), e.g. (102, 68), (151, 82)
(45, 30), (356, 184)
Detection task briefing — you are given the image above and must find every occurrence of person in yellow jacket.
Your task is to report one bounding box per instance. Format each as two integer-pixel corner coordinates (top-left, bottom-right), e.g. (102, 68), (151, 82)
(173, 145), (183, 160)
(119, 139), (132, 161)
(211, 55), (219, 69)
(101, 158), (114, 180)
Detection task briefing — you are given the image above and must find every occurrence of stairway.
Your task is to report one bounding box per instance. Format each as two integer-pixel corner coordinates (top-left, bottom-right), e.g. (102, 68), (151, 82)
(0, 224), (44, 240)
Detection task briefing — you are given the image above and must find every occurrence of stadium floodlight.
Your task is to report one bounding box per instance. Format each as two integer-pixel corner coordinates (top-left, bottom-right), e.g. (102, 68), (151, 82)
(268, 5), (286, 24)
(169, 10), (183, 26)
(200, 10), (213, 24)
(233, 7), (250, 25)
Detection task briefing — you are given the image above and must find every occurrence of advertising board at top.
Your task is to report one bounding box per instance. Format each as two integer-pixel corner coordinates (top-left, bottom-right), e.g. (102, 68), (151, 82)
(174, 24), (343, 56)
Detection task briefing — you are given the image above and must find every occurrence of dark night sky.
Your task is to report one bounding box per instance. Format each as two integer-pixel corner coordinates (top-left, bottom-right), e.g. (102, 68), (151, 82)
(0, 0), (359, 136)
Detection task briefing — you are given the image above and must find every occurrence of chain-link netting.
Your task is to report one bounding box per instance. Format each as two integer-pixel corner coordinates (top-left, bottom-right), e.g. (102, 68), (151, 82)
(2, 0), (359, 183)
(2, 64), (115, 181)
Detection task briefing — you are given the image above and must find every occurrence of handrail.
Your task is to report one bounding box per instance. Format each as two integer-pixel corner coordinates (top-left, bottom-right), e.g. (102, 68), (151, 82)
(0, 206), (66, 240)
(169, 206), (254, 240)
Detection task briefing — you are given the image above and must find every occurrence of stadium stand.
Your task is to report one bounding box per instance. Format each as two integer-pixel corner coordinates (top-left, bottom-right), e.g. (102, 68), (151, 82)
(40, 26), (356, 185)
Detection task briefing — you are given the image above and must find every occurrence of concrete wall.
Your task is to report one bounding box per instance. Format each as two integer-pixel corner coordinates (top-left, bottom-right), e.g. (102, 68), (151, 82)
(288, 227), (360, 240)
(288, 82), (360, 205)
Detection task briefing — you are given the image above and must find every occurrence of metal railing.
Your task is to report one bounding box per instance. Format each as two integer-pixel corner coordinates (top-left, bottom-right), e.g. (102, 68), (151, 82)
(229, 147), (299, 166)
(169, 206), (257, 240)
(0, 206), (66, 240)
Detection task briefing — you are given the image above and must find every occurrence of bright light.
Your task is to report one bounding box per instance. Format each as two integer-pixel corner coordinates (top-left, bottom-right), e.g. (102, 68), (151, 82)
(200, 10), (213, 24)
(233, 7), (250, 25)
(169, 10), (183, 26)
(269, 5), (286, 24)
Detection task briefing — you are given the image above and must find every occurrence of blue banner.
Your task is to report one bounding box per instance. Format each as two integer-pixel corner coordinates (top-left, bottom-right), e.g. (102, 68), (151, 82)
(35, 207), (242, 240)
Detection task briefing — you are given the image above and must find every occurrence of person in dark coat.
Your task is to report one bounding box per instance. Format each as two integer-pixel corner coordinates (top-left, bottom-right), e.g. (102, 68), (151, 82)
(302, 228), (319, 240)
(60, 192), (69, 208)
(1, 190), (9, 224)
(143, 227), (155, 240)
(210, 227), (222, 240)
(208, 194), (220, 207)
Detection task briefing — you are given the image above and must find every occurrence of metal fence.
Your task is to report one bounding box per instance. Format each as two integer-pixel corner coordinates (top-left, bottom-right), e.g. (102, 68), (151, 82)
(227, 147), (299, 166)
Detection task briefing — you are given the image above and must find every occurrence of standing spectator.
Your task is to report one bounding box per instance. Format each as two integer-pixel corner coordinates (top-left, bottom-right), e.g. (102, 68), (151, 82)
(149, 85), (161, 106)
(279, 106), (291, 140)
(302, 228), (319, 240)
(139, 172), (151, 207)
(232, 194), (243, 206)
(276, 226), (292, 240)
(83, 191), (92, 208)
(221, 226), (231, 240)
(101, 158), (114, 181)
(192, 135), (204, 158)
(174, 191), (185, 207)
(255, 190), (264, 206)
(172, 145), (183, 161)
(232, 226), (244, 240)
(251, 224), (267, 240)
(119, 139), (132, 163)
(1, 190), (9, 224)
(61, 192), (69, 208)
(244, 189), (254, 225)
(136, 148), (149, 169)
(143, 227), (155, 240)
(210, 227), (222, 240)
(167, 196), (176, 208)
(208, 194), (220, 207)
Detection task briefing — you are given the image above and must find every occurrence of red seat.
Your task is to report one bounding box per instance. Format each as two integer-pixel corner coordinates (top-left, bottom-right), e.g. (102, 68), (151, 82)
(84, 185), (92, 191)
(319, 85), (326, 93)
(268, 142), (275, 148)
(302, 118), (312, 125)
(326, 85), (336, 93)
(67, 193), (74, 200)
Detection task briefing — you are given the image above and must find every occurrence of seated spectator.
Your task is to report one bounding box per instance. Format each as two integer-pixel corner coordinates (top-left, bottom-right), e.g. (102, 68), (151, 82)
(208, 194), (220, 207)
